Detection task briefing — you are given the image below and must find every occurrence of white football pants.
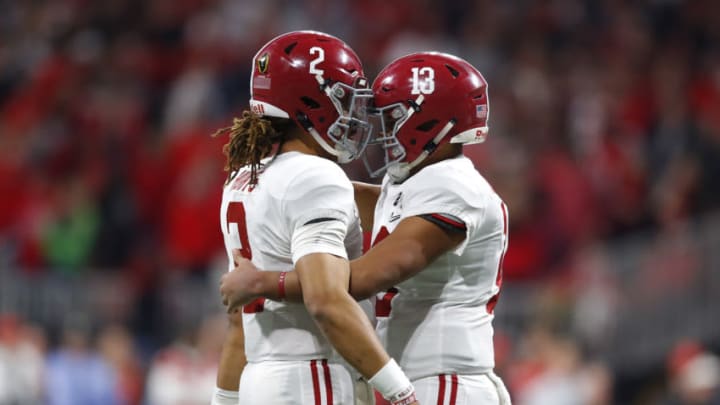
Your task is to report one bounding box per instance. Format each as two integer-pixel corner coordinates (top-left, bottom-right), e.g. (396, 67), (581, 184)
(412, 372), (511, 405)
(238, 359), (354, 404)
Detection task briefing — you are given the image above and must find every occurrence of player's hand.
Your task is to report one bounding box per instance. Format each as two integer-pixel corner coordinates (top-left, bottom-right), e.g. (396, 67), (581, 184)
(220, 249), (261, 313)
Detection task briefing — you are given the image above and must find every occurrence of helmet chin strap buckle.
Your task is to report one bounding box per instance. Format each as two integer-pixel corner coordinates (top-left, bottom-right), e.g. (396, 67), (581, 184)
(387, 164), (411, 183)
(337, 150), (354, 164)
(407, 94), (424, 112)
(386, 119), (456, 182)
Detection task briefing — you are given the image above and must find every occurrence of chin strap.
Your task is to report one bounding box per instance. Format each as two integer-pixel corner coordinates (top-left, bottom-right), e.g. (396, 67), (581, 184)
(295, 109), (353, 163)
(308, 75), (362, 163)
(308, 126), (352, 163)
(387, 119), (456, 182)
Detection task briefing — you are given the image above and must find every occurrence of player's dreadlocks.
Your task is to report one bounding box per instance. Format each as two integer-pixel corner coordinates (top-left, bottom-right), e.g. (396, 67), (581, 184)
(213, 110), (294, 185)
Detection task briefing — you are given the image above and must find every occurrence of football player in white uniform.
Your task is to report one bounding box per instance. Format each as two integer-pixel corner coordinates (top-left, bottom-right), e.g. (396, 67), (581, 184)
(221, 52), (512, 405)
(212, 31), (418, 405)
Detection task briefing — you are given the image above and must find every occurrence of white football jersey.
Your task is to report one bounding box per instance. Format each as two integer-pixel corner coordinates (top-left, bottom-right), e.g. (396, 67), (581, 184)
(220, 151), (363, 363)
(371, 155), (508, 381)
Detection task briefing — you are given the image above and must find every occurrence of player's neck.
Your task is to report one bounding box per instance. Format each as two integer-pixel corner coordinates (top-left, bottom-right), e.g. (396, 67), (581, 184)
(279, 130), (334, 160)
(279, 138), (316, 155)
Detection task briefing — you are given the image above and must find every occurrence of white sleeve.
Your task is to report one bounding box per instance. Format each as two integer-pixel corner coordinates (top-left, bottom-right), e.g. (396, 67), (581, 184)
(401, 174), (485, 256)
(291, 220), (348, 263)
(282, 161), (355, 264)
(345, 204), (364, 260)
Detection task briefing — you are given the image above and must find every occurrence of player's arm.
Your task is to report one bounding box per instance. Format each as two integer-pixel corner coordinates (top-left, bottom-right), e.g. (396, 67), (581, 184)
(352, 181), (381, 232)
(295, 251), (418, 404)
(220, 253), (386, 372)
(294, 251), (387, 375)
(222, 213), (465, 303)
(291, 215), (417, 404)
(349, 214), (466, 299)
(212, 308), (245, 405)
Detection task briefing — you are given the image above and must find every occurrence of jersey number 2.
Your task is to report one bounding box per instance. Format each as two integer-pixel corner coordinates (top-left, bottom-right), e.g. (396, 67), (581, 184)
(226, 202), (264, 313)
(226, 202), (252, 260)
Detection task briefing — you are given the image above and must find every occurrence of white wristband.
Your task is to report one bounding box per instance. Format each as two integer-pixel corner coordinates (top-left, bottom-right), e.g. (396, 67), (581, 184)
(367, 359), (416, 404)
(211, 387), (239, 405)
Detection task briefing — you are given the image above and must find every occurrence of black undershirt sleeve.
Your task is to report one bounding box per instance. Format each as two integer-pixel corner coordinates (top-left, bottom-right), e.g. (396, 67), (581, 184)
(303, 217), (341, 226)
(417, 213), (467, 233)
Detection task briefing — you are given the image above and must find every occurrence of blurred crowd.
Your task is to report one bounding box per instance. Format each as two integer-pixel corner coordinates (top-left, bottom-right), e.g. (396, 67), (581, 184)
(1, 0), (719, 404)
(0, 312), (226, 405)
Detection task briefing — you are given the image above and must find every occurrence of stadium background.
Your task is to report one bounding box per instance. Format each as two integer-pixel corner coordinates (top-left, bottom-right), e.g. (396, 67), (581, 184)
(1, 0), (719, 403)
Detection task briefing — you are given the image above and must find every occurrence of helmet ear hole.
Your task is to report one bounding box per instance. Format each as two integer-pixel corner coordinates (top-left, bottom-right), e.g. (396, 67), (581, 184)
(415, 119), (439, 132)
(301, 96), (321, 109)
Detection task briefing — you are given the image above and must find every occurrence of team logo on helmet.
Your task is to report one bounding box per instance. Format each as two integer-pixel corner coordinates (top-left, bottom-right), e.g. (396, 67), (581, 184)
(257, 53), (269, 74)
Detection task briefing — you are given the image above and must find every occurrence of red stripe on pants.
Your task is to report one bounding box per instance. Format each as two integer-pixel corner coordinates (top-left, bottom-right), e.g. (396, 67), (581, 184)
(449, 374), (458, 405)
(437, 374), (446, 405)
(310, 360), (321, 405)
(322, 359), (333, 404)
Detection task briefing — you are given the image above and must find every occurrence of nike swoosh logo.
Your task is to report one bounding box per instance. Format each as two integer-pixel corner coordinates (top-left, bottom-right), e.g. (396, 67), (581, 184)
(389, 214), (401, 222)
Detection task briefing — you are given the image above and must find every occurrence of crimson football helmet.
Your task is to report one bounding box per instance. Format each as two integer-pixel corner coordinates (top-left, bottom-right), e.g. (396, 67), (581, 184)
(249, 31), (373, 163)
(363, 52), (490, 181)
